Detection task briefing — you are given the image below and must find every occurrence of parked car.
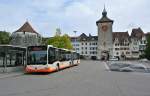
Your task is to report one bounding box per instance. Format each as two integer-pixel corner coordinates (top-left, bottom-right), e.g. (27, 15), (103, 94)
(109, 57), (119, 61)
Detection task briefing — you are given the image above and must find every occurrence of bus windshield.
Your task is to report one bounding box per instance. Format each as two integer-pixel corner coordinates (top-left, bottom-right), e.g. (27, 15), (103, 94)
(27, 50), (47, 65)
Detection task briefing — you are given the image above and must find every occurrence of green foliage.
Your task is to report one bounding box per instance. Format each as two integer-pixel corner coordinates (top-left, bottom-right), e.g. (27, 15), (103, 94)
(47, 34), (73, 50)
(42, 37), (49, 45)
(0, 31), (10, 44)
(139, 54), (145, 59)
(145, 36), (150, 60)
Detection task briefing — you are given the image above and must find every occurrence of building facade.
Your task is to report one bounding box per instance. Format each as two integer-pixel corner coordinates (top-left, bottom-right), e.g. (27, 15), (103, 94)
(70, 9), (149, 60)
(70, 33), (98, 59)
(10, 21), (42, 47)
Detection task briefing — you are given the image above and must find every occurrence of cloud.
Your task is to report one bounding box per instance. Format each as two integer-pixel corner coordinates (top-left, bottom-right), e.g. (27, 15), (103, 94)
(0, 0), (150, 37)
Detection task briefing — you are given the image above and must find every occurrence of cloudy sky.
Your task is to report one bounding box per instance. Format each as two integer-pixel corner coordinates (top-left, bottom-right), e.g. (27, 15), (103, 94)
(0, 0), (150, 37)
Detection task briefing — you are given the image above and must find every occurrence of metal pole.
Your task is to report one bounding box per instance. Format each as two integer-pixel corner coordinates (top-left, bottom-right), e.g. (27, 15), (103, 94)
(73, 31), (77, 52)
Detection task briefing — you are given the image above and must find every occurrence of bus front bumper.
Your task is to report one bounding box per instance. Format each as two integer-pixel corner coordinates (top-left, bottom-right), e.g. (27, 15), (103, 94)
(25, 66), (56, 73)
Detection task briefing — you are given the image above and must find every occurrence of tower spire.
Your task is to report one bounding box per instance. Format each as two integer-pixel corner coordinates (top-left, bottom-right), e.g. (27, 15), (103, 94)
(102, 5), (107, 17)
(96, 5), (113, 24)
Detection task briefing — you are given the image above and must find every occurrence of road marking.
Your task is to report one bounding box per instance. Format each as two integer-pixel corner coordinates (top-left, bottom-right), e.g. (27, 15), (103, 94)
(104, 62), (111, 72)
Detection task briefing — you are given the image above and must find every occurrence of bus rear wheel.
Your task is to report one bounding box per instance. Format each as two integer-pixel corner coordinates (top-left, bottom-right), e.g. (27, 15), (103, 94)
(57, 63), (60, 71)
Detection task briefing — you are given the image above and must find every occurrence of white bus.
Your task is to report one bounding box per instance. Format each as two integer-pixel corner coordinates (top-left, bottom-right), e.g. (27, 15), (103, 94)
(72, 51), (80, 65)
(25, 45), (80, 73)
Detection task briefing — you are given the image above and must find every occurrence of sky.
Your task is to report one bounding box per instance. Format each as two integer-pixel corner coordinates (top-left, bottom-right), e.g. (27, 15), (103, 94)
(0, 0), (150, 37)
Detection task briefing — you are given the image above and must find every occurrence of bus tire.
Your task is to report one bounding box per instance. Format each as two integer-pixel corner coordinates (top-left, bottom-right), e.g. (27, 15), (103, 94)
(57, 63), (60, 71)
(70, 62), (72, 66)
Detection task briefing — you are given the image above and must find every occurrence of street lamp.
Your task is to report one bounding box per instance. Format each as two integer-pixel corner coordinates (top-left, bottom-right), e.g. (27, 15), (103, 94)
(73, 31), (77, 52)
(73, 31), (77, 37)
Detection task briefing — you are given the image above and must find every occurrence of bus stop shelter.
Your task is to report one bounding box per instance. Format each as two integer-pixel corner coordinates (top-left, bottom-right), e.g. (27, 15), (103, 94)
(0, 45), (26, 72)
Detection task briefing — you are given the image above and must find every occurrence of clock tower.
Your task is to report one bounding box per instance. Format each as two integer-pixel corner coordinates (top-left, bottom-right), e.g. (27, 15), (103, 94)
(96, 7), (113, 60)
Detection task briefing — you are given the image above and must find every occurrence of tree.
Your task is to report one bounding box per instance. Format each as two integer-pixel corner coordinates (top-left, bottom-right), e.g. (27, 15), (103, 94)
(145, 36), (150, 60)
(0, 31), (10, 44)
(47, 34), (73, 50)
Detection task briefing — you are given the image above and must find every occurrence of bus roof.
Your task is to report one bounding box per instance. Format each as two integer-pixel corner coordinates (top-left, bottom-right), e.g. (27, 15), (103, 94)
(48, 45), (53, 47)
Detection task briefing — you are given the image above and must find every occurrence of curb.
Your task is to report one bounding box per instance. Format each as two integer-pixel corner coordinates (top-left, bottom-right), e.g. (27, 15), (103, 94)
(104, 62), (111, 72)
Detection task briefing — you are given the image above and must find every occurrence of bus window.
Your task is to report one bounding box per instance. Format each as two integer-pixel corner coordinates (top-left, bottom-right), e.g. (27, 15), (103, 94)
(27, 46), (47, 65)
(77, 53), (80, 59)
(60, 50), (66, 61)
(55, 49), (61, 61)
(28, 51), (47, 65)
(66, 51), (71, 61)
(48, 47), (56, 64)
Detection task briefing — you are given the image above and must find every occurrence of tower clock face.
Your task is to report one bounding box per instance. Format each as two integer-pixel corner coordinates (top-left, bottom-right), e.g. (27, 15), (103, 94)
(101, 25), (108, 32)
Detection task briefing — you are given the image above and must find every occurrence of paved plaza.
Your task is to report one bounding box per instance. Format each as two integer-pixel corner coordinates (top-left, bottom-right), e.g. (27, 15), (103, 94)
(0, 60), (150, 96)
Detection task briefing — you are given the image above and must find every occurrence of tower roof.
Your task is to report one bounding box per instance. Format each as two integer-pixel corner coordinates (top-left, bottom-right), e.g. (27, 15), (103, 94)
(131, 27), (144, 39)
(96, 7), (113, 25)
(15, 21), (38, 34)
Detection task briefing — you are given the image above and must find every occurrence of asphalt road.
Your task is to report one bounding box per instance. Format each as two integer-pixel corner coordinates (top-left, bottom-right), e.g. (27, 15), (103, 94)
(0, 60), (150, 96)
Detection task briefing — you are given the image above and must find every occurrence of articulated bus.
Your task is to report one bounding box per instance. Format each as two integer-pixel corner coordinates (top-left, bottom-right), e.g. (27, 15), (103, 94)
(25, 45), (80, 73)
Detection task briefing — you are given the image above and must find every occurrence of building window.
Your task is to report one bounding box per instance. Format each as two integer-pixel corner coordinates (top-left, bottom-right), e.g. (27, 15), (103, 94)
(81, 51), (84, 54)
(76, 48), (79, 50)
(82, 43), (84, 45)
(144, 40), (146, 44)
(134, 42), (137, 45)
(85, 51), (87, 54)
(82, 47), (84, 50)
(116, 52), (119, 55)
(76, 44), (79, 46)
(120, 48), (123, 50)
(126, 52), (130, 54)
(115, 48), (119, 50)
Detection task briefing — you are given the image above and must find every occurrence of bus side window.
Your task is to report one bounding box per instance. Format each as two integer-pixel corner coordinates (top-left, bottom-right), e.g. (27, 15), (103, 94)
(48, 48), (55, 64)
